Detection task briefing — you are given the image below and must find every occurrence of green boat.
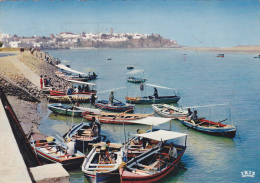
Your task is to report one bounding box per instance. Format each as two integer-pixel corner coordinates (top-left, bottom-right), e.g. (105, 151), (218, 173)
(47, 103), (99, 117)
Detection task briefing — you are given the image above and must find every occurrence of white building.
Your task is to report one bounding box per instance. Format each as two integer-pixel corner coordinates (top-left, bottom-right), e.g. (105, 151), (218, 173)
(9, 41), (22, 48)
(0, 32), (11, 41)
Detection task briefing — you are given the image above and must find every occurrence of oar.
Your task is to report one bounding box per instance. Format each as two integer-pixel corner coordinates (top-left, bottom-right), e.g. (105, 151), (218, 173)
(218, 119), (228, 123)
(114, 98), (123, 104)
(157, 159), (187, 170)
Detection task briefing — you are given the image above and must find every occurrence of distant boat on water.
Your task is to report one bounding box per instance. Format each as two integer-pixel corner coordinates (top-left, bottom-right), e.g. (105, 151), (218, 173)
(217, 54), (224, 57)
(254, 55), (260, 58)
(127, 65), (134, 69)
(107, 58), (112, 60)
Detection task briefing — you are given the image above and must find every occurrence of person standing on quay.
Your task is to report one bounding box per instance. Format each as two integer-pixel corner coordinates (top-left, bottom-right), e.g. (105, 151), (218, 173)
(40, 75), (43, 90)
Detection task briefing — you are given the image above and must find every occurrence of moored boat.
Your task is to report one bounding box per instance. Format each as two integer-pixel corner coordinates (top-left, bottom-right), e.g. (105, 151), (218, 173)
(50, 80), (97, 96)
(47, 95), (91, 103)
(178, 117), (236, 138)
(152, 104), (188, 119)
(126, 76), (147, 83)
(27, 131), (85, 169)
(83, 111), (154, 124)
(217, 54), (224, 57)
(126, 95), (180, 104)
(47, 103), (101, 117)
(120, 130), (187, 183)
(94, 100), (135, 113)
(126, 84), (181, 104)
(123, 117), (172, 159)
(65, 122), (102, 152)
(127, 65), (134, 69)
(82, 142), (123, 183)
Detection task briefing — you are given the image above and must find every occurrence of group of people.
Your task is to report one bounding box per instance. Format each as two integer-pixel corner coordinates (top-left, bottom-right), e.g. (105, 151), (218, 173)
(77, 84), (90, 92)
(40, 75), (53, 90)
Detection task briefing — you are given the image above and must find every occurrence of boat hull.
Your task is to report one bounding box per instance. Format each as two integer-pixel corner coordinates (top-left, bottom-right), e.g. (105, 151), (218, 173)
(120, 146), (186, 183)
(50, 90), (96, 96)
(179, 120), (236, 138)
(152, 104), (188, 119)
(66, 122), (101, 151)
(47, 104), (84, 117)
(83, 113), (153, 124)
(94, 100), (135, 113)
(36, 149), (85, 168)
(126, 96), (180, 104)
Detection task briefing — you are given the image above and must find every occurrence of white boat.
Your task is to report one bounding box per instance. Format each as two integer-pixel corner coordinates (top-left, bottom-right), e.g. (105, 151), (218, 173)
(82, 142), (123, 183)
(152, 104), (188, 119)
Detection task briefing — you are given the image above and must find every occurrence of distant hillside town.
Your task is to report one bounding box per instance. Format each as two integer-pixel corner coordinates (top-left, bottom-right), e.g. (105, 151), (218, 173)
(0, 29), (180, 49)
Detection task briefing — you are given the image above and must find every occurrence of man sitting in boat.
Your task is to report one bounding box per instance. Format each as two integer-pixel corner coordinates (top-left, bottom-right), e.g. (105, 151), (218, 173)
(65, 138), (76, 157)
(99, 140), (113, 164)
(90, 117), (101, 135)
(167, 142), (178, 160)
(189, 110), (200, 124)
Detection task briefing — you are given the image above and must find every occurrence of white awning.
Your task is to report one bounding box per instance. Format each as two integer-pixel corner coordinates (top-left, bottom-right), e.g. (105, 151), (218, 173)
(145, 83), (178, 90)
(128, 117), (171, 126)
(131, 130), (187, 141)
(98, 87), (126, 94)
(126, 69), (144, 75)
(67, 80), (96, 86)
(57, 64), (85, 75)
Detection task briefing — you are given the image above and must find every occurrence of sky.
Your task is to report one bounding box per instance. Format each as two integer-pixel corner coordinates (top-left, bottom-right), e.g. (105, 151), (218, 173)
(0, 0), (259, 47)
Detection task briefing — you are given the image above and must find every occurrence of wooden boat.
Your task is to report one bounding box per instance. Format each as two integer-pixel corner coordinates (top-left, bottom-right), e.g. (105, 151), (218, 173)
(217, 54), (224, 57)
(47, 95), (91, 103)
(27, 131), (85, 168)
(47, 103), (100, 117)
(152, 104), (188, 119)
(127, 65), (134, 69)
(178, 117), (236, 138)
(94, 100), (135, 113)
(50, 90), (96, 96)
(120, 130), (187, 183)
(65, 122), (102, 152)
(126, 84), (181, 104)
(83, 111), (154, 124)
(122, 117), (173, 160)
(126, 76), (147, 83)
(126, 95), (180, 104)
(50, 80), (97, 96)
(82, 142), (123, 183)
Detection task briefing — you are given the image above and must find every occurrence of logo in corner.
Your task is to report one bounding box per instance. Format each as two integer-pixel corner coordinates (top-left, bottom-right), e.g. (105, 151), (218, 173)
(241, 171), (255, 178)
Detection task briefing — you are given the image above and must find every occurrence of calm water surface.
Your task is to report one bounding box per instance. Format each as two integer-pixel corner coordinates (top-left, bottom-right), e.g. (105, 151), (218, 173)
(38, 49), (260, 183)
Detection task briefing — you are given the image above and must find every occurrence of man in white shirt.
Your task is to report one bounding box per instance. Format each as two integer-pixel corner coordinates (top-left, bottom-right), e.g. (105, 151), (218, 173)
(66, 138), (76, 155)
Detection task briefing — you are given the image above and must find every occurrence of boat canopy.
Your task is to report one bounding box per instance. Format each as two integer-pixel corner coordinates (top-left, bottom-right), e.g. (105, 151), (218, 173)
(98, 86), (126, 94)
(145, 83), (178, 90)
(128, 116), (171, 126)
(57, 64), (85, 75)
(184, 103), (228, 109)
(131, 130), (187, 141)
(126, 69), (144, 75)
(67, 80), (96, 86)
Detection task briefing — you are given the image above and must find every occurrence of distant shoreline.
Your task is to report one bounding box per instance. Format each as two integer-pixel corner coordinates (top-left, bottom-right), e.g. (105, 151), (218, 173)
(1, 45), (259, 54)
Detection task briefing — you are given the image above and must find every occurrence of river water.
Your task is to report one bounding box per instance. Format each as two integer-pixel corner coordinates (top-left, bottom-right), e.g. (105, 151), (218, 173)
(38, 49), (260, 183)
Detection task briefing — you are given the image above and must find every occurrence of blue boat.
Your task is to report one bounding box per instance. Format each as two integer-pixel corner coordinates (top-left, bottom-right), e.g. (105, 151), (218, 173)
(126, 95), (180, 104)
(82, 142), (123, 183)
(94, 100), (135, 113)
